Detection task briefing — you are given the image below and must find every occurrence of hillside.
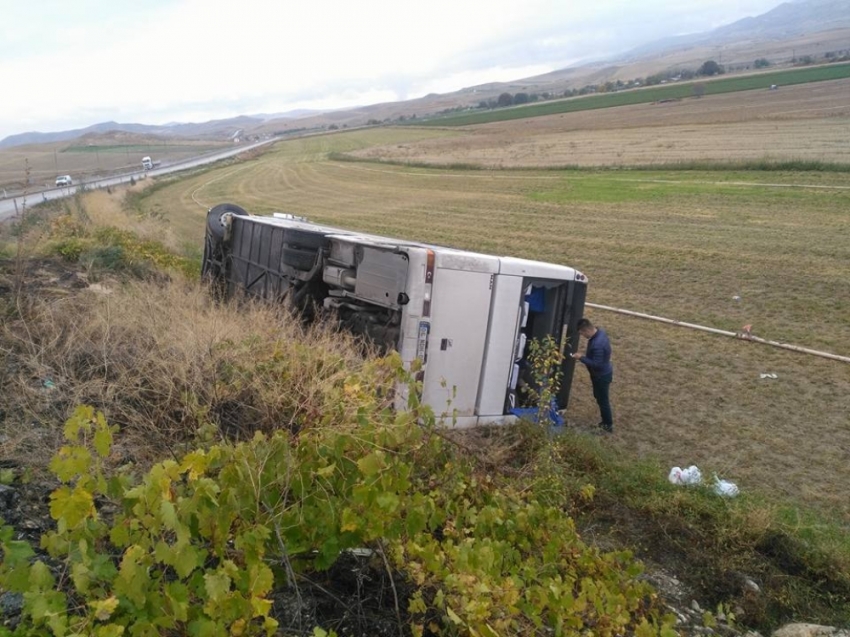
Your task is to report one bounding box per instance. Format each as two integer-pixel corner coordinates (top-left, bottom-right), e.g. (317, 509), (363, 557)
(627, 0), (850, 57)
(0, 115), (265, 149)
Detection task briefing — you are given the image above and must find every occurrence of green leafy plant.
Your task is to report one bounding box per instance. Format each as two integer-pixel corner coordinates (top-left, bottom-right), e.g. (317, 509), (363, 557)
(0, 362), (671, 636)
(525, 334), (565, 426)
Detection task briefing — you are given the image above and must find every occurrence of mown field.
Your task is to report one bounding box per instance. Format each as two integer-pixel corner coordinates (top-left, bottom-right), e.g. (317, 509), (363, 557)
(127, 125), (850, 525)
(421, 62), (850, 127)
(350, 78), (850, 167)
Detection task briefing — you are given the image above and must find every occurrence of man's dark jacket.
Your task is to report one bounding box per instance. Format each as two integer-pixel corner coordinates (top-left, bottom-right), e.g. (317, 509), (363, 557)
(579, 328), (613, 378)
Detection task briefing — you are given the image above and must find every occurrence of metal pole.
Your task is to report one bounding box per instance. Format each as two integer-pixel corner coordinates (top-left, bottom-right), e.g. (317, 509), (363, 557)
(585, 302), (850, 364)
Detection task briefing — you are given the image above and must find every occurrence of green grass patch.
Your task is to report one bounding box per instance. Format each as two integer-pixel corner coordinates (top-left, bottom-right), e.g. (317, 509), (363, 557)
(418, 63), (850, 127)
(529, 171), (850, 205)
(88, 226), (200, 279)
(330, 152), (850, 174)
(48, 228), (200, 280)
(328, 151), (488, 172)
(624, 159), (850, 173)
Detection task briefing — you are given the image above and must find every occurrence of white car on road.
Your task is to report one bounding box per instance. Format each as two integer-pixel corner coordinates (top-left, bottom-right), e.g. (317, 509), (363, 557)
(55, 175), (73, 187)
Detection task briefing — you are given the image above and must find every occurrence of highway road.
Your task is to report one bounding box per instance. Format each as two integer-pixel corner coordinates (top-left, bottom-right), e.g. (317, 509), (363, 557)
(0, 137), (279, 222)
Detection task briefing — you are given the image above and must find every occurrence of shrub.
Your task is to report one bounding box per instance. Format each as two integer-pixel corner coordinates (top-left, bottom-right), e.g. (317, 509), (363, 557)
(0, 399), (672, 636)
(698, 60), (725, 76)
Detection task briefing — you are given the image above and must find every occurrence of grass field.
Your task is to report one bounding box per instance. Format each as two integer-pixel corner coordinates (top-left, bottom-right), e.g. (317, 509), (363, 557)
(421, 62), (850, 127)
(123, 127), (850, 525)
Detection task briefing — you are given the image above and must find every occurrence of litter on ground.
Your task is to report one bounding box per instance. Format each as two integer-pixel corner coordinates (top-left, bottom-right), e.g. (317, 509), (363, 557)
(668, 465), (702, 485)
(669, 466), (740, 497)
(713, 475), (739, 497)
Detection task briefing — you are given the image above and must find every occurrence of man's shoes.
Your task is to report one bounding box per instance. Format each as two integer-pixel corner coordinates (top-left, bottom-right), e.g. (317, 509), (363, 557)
(600, 424), (613, 434)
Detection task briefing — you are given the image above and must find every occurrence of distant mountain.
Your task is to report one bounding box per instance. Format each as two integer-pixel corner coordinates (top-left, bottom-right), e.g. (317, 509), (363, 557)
(622, 0), (850, 59)
(0, 115), (265, 149)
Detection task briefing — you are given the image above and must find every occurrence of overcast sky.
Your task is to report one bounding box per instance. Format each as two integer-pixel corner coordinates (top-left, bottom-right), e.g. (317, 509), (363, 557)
(0, 0), (784, 140)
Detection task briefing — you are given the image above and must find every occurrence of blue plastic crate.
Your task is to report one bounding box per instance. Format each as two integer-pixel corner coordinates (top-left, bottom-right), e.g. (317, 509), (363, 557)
(509, 402), (564, 426)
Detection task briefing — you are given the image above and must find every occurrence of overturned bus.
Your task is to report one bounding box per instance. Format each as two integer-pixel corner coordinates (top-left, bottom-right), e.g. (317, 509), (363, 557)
(202, 203), (588, 427)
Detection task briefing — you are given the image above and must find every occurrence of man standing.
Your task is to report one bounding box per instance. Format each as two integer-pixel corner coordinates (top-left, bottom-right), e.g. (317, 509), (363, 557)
(570, 318), (614, 433)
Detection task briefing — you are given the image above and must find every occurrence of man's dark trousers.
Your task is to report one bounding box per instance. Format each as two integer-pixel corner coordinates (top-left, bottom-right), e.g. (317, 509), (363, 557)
(591, 371), (614, 431)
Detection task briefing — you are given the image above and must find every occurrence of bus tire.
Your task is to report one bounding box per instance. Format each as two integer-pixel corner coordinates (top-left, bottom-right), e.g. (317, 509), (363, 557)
(207, 203), (248, 241)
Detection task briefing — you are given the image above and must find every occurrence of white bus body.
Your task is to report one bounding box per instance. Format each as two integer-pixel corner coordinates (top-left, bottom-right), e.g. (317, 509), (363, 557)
(202, 204), (588, 427)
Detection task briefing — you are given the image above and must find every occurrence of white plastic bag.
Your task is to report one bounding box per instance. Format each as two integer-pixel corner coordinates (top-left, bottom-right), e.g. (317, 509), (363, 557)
(681, 465), (702, 485)
(668, 465), (702, 485)
(713, 476), (739, 497)
(668, 466), (683, 484)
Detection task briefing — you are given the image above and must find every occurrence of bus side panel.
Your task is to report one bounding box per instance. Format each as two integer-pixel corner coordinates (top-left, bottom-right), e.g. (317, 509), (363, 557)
(421, 268), (493, 418)
(476, 275), (524, 417)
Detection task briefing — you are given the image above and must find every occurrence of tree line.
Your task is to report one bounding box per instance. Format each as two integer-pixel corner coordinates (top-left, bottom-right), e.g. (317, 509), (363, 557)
(469, 50), (850, 112)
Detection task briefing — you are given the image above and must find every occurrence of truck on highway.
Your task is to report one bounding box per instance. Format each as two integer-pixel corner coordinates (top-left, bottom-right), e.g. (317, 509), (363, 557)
(201, 203), (588, 426)
(141, 156), (161, 170)
(55, 175), (73, 187)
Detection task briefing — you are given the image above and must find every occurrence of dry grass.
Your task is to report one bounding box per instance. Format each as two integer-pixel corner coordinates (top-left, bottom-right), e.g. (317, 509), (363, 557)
(0, 274), (377, 470)
(82, 185), (192, 255)
(571, 312), (850, 519)
(360, 118), (850, 166)
(0, 182), (194, 263)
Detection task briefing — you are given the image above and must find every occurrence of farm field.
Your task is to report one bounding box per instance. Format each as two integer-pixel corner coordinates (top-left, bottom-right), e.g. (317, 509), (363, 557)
(350, 78), (850, 167)
(0, 137), (232, 194)
(132, 126), (850, 524)
(421, 62), (850, 127)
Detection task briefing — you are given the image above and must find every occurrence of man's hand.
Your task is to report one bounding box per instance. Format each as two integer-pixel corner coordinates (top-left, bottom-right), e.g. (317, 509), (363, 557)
(570, 353), (582, 360)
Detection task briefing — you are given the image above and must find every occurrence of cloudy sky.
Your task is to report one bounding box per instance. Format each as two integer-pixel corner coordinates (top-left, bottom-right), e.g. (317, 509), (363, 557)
(1, 0), (784, 140)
